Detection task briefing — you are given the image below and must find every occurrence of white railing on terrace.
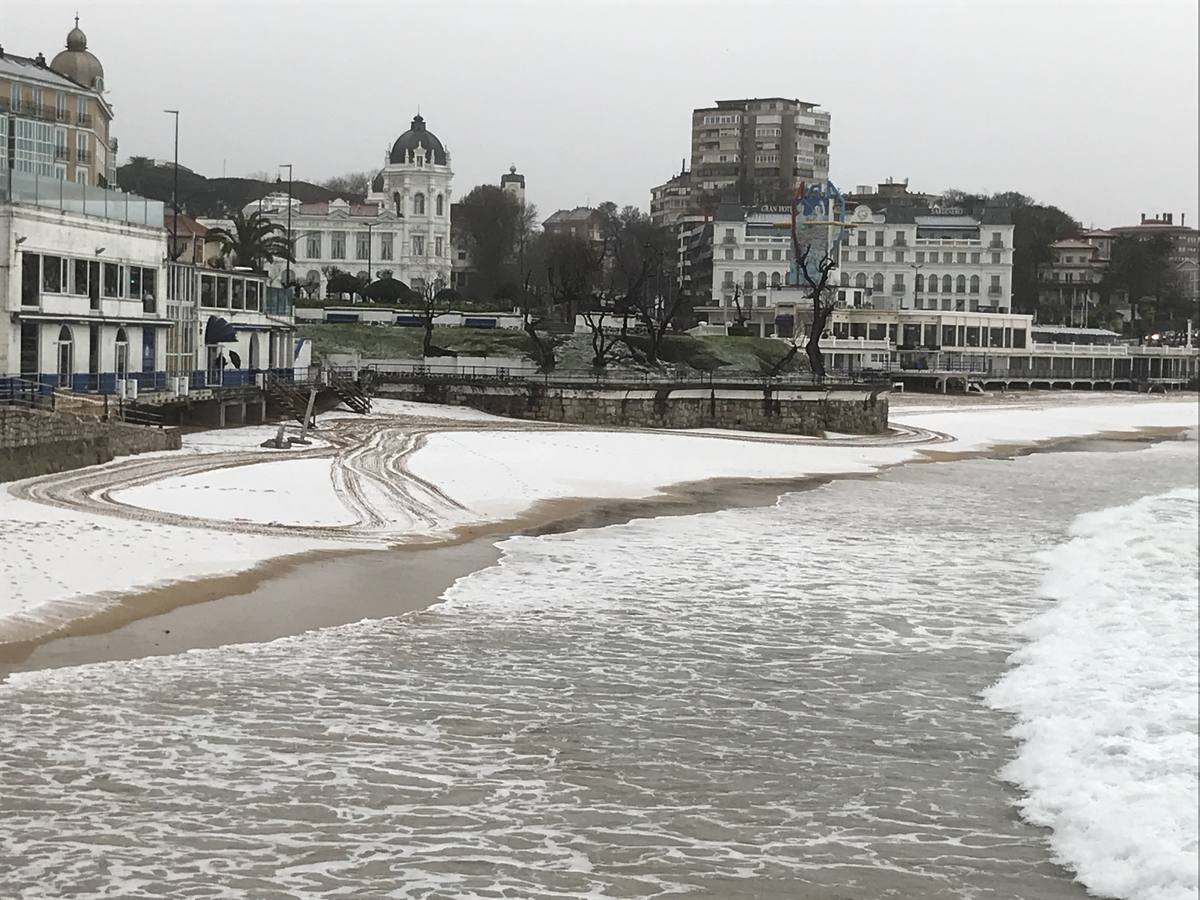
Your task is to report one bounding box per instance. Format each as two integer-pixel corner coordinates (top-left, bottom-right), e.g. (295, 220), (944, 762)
(2, 170), (165, 228)
(915, 238), (982, 247)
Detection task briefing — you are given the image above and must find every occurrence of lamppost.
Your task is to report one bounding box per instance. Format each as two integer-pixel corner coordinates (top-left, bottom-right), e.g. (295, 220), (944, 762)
(277, 163), (294, 290)
(364, 221), (376, 282)
(163, 110), (179, 259)
(908, 262), (923, 311)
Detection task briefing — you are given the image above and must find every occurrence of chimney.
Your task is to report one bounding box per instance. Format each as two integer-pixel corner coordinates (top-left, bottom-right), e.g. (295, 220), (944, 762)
(1166, 213), (1173, 225)
(1140, 213), (1146, 224)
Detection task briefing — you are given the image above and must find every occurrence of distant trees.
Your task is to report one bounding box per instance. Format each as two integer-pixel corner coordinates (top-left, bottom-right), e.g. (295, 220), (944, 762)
(206, 210), (292, 271)
(320, 171), (374, 197)
(455, 185), (537, 300)
(1102, 234), (1188, 336)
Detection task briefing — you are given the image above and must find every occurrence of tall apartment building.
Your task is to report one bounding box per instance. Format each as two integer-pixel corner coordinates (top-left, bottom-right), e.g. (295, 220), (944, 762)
(690, 98), (830, 206)
(0, 19), (116, 188)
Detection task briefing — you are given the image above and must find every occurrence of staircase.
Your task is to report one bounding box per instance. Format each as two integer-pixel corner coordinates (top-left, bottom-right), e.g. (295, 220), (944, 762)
(266, 376), (313, 424)
(329, 371), (371, 414)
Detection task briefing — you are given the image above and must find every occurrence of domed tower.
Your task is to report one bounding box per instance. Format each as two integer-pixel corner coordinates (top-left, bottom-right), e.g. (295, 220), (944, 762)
(368, 114), (454, 292)
(50, 17), (105, 91)
(48, 18), (114, 187)
(501, 164), (526, 207)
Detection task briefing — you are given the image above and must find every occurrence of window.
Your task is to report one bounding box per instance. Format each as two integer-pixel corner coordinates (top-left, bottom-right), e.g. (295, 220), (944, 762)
(893, 274), (905, 292)
(413, 193), (425, 215)
(75, 131), (88, 163)
(872, 273), (884, 293)
(74, 168), (88, 185)
(956, 275), (966, 293)
(355, 233), (370, 260)
(991, 252), (1001, 265)
(331, 231), (346, 259)
(200, 274), (216, 307)
(970, 275), (980, 294)
(857, 230), (866, 247)
(990, 231), (1003, 248)
(21, 253), (40, 305)
(246, 281), (261, 310)
(102, 264), (123, 298)
(840, 272), (850, 286)
(895, 250), (905, 263)
(874, 251), (883, 263)
(55, 92), (67, 120)
(9, 81), (19, 112)
(916, 251), (925, 264)
(971, 252), (980, 264)
(722, 271), (734, 286)
(380, 233), (393, 260)
(306, 233), (322, 258)
(856, 250), (866, 262)
(724, 228), (734, 240)
(435, 237), (443, 257)
(957, 252), (966, 264)
(724, 248), (734, 260)
(771, 272), (781, 286)
(942, 275), (952, 293)
(216, 276), (230, 308)
(436, 194), (444, 216)
(926, 274), (937, 292)
(43, 255), (66, 293)
(989, 274), (1002, 295)
(745, 250), (753, 261)
(758, 249), (767, 261)
(231, 278), (245, 310)
(757, 272), (768, 289)
(54, 127), (67, 162)
(874, 231), (884, 246)
(413, 235), (425, 256)
(743, 271), (754, 290)
(854, 273), (867, 289)
(915, 274), (924, 292)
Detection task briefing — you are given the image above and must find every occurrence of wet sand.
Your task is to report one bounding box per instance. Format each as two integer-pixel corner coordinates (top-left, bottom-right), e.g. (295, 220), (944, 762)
(2, 425), (1189, 675)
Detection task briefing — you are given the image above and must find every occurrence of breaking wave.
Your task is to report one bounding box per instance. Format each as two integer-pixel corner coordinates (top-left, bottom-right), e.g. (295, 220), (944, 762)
(986, 488), (1200, 900)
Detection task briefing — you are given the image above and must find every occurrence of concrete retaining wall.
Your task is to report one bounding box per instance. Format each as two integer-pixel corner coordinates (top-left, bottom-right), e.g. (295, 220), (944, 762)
(0, 407), (181, 482)
(379, 383), (889, 436)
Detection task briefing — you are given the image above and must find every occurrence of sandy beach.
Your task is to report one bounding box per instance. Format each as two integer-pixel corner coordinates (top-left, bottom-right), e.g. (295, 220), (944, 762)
(1, 392), (1196, 672)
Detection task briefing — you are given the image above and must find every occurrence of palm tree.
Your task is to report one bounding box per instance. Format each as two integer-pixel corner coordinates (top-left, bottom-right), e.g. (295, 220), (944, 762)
(206, 210), (293, 272)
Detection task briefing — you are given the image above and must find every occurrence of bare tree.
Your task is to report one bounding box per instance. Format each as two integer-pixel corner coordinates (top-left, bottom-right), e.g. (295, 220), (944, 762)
(581, 309), (632, 368)
(419, 279), (452, 357)
(518, 272), (557, 372)
(792, 241), (838, 381)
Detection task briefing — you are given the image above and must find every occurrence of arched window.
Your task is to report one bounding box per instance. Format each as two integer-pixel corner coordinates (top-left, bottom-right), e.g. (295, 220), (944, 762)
(56, 325), (73, 386)
(413, 193), (425, 215)
(771, 272), (781, 287)
(970, 275), (980, 294)
(942, 274), (953, 293)
(743, 271), (754, 290)
(58, 324), (73, 343)
(854, 273), (867, 289)
(757, 272), (768, 289)
(872, 273), (884, 293)
(956, 275), (966, 293)
(840, 271), (850, 286)
(436, 194), (444, 216)
(927, 274), (937, 292)
(915, 273), (924, 292)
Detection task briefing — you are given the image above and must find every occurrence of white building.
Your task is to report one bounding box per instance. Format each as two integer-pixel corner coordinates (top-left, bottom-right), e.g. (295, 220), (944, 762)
(247, 114), (454, 298)
(1, 173), (169, 390)
(837, 203), (1015, 314)
(701, 205), (797, 335)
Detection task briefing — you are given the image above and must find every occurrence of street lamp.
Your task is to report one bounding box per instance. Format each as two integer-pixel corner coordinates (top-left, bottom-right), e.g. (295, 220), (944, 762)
(908, 262), (923, 311)
(163, 110), (179, 260)
(276, 164), (294, 290)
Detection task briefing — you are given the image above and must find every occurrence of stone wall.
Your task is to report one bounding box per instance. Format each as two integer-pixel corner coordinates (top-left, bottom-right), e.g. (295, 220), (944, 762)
(0, 407), (181, 483)
(379, 383), (889, 436)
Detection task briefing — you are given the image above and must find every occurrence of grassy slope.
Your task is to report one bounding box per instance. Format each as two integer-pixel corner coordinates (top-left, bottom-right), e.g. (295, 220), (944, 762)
(299, 324), (805, 374)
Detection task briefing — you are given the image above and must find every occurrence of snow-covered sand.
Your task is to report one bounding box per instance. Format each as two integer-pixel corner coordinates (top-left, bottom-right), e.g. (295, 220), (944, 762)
(0, 395), (1195, 635)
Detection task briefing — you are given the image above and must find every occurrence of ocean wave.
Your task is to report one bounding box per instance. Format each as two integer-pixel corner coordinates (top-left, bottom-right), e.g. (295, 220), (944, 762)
(986, 488), (1200, 900)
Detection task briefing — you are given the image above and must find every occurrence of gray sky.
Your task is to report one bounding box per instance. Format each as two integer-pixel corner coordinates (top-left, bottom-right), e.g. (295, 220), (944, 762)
(9, 0), (1198, 228)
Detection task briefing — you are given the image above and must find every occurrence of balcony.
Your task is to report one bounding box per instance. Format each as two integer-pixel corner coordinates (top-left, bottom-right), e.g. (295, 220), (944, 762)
(76, 150), (92, 164)
(916, 238), (982, 247)
(77, 112), (93, 127)
(987, 287), (1003, 297)
(54, 146), (69, 161)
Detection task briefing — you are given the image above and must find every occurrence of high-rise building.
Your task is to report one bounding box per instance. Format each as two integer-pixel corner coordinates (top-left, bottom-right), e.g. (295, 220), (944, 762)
(690, 98), (830, 206)
(0, 18), (116, 187)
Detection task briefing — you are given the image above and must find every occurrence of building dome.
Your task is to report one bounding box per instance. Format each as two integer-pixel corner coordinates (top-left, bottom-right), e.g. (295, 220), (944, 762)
(50, 18), (104, 89)
(389, 114), (447, 165)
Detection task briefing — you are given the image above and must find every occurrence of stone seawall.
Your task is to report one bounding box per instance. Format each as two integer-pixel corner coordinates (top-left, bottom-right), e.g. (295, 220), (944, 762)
(379, 383), (889, 436)
(0, 407), (181, 483)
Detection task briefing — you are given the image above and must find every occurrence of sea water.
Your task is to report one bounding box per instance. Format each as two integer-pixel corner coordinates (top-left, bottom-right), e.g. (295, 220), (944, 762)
(0, 438), (1195, 899)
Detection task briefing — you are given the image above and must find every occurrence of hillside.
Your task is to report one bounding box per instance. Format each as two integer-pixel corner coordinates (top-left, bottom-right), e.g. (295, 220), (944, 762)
(299, 324), (807, 376)
(116, 159), (358, 218)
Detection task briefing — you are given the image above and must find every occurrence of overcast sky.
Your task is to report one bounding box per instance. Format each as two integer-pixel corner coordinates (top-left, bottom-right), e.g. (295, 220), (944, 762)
(10, 0), (1198, 228)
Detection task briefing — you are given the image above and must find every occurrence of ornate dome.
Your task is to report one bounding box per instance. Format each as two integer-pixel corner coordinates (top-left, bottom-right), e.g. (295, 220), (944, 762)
(388, 114), (447, 166)
(50, 18), (104, 89)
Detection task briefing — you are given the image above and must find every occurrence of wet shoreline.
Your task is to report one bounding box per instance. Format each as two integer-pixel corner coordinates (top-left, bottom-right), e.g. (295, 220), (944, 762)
(0, 425), (1188, 675)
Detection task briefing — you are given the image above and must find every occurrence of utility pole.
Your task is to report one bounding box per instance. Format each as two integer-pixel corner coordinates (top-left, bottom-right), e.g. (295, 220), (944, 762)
(278, 163), (294, 289)
(164, 110), (179, 259)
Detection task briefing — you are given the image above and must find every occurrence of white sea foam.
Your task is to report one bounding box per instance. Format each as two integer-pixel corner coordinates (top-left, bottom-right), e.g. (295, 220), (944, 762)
(986, 488), (1200, 900)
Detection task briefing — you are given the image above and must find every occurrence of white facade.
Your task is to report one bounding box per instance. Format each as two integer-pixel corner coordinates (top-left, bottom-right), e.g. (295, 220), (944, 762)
(247, 115), (454, 298)
(701, 208), (796, 334)
(838, 204), (1015, 314)
(1, 185), (169, 388)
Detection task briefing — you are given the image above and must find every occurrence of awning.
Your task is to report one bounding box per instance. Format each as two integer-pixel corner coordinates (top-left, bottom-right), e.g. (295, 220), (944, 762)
(11, 311), (175, 328)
